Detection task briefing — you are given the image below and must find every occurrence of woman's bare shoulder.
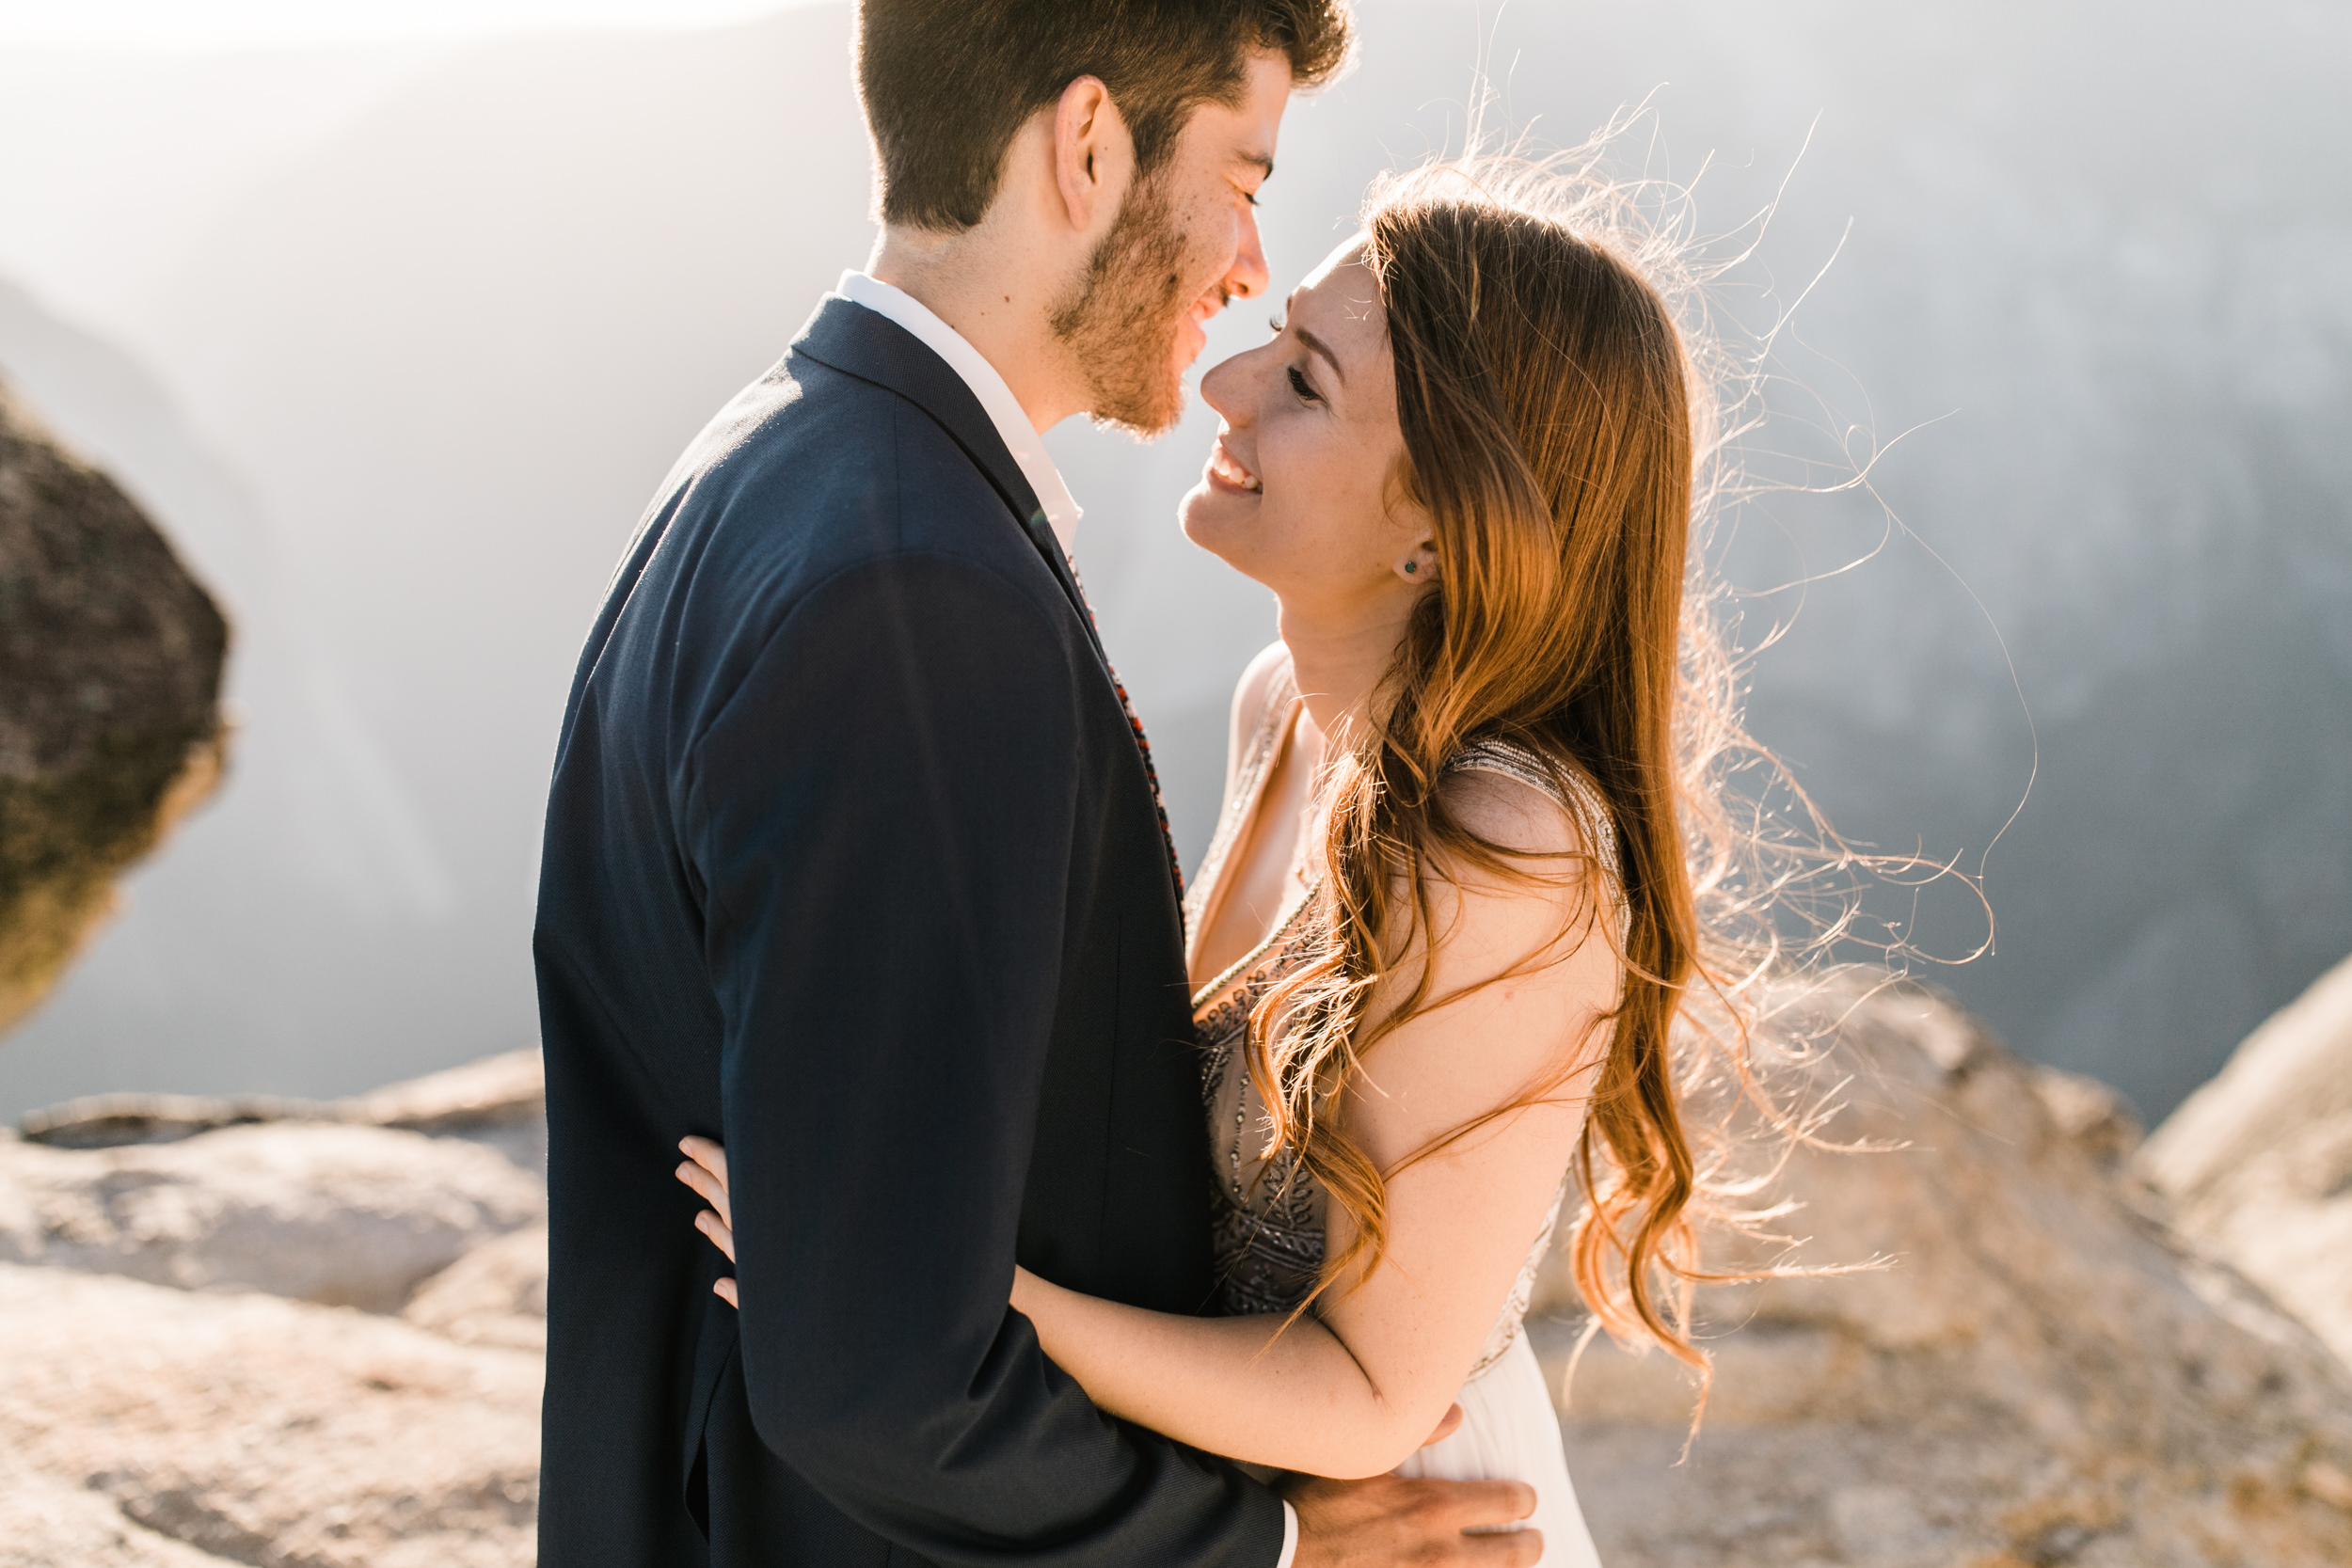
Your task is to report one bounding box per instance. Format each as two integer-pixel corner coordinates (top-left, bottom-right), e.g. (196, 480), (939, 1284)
(1223, 641), (1293, 767)
(1230, 641), (1292, 726)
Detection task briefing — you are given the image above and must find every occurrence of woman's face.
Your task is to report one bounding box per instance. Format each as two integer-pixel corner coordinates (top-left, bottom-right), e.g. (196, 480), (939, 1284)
(1181, 239), (1435, 620)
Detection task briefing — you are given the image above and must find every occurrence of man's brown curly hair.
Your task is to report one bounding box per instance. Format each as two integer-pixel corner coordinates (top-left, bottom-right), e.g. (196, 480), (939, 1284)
(857, 0), (1353, 231)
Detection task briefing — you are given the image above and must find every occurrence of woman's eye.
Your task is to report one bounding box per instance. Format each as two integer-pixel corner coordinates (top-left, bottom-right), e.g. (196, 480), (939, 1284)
(1287, 365), (1322, 404)
(1267, 313), (1286, 336)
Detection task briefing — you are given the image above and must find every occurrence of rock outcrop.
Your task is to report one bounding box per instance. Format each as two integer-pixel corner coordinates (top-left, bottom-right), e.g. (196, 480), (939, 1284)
(7, 990), (2352, 1565)
(0, 378), (228, 1033)
(0, 1053), (547, 1566)
(0, 1050), (547, 1312)
(0, 1122), (542, 1311)
(0, 1264), (539, 1568)
(2138, 952), (2352, 1372)
(401, 1223), (549, 1353)
(1533, 975), (2352, 1567)
(21, 1047), (548, 1171)
(0, 1466), (234, 1568)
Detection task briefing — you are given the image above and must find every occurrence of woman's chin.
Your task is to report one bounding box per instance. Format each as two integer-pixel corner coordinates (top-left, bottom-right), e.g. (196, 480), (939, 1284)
(1179, 493), (1277, 588)
(1178, 484), (1237, 555)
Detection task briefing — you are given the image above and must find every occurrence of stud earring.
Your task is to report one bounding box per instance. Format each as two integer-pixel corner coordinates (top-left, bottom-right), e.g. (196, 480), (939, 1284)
(1404, 561), (1418, 575)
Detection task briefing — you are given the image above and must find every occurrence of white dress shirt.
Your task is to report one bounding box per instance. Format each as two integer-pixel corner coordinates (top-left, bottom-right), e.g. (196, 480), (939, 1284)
(834, 269), (1301, 1568)
(834, 270), (1083, 559)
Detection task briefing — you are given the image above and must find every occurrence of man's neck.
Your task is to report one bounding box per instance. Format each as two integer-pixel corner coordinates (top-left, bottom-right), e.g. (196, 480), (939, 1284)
(868, 228), (1080, 435)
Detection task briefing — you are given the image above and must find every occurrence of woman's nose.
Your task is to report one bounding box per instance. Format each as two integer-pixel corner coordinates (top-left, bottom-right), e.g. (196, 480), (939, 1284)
(1204, 352), (1242, 420)
(1200, 349), (1252, 423)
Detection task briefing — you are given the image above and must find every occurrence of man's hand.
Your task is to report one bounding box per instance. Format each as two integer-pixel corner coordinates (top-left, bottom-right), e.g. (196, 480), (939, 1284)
(1288, 1473), (1542, 1566)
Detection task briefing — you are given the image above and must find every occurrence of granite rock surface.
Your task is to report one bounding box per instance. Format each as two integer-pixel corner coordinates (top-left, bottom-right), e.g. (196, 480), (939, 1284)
(2137, 950), (2352, 1371)
(1534, 974), (2352, 1568)
(0, 1264), (539, 1568)
(8, 983), (2352, 1565)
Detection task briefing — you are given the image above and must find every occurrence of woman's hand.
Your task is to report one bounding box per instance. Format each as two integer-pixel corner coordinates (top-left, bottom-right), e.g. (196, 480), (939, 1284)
(676, 1136), (739, 1307)
(694, 1151), (1468, 1464)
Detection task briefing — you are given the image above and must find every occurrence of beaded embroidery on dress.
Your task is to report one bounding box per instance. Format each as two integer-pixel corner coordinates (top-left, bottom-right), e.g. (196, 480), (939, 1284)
(1186, 663), (1327, 1318)
(1185, 660), (1620, 1376)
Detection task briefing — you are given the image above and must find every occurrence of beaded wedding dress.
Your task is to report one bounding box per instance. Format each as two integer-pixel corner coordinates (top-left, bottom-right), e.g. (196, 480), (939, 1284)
(1184, 661), (1606, 1568)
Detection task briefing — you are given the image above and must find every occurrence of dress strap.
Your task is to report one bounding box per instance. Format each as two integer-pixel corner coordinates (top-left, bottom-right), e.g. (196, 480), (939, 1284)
(1445, 736), (1620, 879)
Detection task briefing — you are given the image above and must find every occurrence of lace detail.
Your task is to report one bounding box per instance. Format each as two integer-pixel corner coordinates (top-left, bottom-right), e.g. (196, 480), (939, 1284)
(1189, 670), (1621, 1372)
(1187, 661), (1327, 1316)
(1199, 978), (1327, 1316)
(1446, 736), (1619, 883)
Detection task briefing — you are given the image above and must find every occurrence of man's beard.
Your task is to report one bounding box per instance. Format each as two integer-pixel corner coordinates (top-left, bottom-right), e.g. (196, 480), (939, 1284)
(1049, 173), (1204, 437)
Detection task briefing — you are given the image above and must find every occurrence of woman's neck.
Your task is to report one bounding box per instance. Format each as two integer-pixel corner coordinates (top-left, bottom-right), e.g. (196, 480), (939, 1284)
(1276, 594), (1413, 764)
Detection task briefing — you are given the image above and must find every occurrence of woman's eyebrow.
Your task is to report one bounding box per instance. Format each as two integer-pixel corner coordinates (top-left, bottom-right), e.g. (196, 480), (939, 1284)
(1294, 325), (1347, 387)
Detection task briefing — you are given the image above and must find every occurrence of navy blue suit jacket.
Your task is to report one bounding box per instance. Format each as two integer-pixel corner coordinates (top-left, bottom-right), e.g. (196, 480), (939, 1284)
(532, 295), (1285, 1566)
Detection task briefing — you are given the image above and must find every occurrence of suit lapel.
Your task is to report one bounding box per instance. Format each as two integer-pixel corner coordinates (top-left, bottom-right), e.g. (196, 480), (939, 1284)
(788, 294), (1185, 910)
(789, 296), (1104, 663)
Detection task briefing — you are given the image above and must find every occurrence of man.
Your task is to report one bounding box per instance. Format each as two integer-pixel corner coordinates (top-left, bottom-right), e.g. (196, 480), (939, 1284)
(533, 3), (1540, 1562)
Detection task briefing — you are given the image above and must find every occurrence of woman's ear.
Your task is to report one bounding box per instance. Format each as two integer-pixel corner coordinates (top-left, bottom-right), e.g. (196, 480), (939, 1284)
(1398, 543), (1438, 583)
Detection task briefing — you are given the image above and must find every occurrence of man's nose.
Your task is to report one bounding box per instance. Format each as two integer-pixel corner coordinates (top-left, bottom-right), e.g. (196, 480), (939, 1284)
(1222, 204), (1272, 303)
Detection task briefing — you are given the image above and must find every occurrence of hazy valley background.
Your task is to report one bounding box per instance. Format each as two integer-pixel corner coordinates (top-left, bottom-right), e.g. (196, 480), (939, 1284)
(1, 0), (2345, 1124)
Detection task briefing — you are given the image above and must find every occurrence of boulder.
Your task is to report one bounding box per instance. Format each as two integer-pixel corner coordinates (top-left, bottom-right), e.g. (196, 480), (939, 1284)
(0, 1120), (543, 1311)
(2137, 951), (2352, 1370)
(19, 1047), (546, 1171)
(402, 1223), (548, 1353)
(0, 1262), (537, 1567)
(331, 1048), (545, 1138)
(0, 378), (228, 1034)
(1533, 975), (2352, 1567)
(0, 1465), (242, 1567)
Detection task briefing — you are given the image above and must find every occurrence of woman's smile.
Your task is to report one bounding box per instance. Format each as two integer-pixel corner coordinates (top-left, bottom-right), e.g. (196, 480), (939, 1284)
(1206, 434), (1262, 493)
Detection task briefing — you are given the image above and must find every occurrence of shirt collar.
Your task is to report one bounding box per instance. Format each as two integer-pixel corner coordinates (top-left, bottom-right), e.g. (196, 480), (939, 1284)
(835, 270), (1082, 559)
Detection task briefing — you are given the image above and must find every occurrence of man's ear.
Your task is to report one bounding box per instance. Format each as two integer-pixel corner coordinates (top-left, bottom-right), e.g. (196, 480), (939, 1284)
(1053, 75), (1133, 236)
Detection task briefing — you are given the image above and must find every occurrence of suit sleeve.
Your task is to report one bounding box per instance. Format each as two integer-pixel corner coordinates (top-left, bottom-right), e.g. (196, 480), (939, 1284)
(682, 550), (1286, 1566)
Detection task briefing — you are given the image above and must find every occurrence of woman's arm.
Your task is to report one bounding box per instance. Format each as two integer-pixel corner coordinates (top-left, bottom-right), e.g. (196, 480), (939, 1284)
(682, 769), (1614, 1480)
(680, 767), (1607, 1479)
(1004, 1268), (1397, 1475)
(1009, 769), (1616, 1479)
(678, 1147), (1408, 1472)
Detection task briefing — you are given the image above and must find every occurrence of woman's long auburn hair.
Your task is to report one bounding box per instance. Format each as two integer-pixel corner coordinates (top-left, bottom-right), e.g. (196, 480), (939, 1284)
(1248, 156), (1763, 1376)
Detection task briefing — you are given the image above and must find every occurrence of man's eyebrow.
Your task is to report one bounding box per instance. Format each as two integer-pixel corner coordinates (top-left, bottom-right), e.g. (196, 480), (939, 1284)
(1237, 151), (1275, 179)
(1295, 325), (1345, 387)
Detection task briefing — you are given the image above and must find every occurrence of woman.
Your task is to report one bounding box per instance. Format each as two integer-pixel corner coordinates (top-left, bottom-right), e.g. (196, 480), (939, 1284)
(681, 158), (1744, 1565)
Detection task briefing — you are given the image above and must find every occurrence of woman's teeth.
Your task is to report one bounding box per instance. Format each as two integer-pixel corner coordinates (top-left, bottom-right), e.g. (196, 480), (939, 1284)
(1211, 447), (1261, 491)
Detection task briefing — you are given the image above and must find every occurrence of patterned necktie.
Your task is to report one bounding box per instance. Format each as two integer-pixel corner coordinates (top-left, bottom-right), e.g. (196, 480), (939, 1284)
(1062, 553), (1186, 923)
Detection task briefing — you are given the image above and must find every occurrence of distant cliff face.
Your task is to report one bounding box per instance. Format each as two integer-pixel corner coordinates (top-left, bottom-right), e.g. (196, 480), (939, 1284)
(0, 381), (226, 1031)
(0, 0), (2344, 1117)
